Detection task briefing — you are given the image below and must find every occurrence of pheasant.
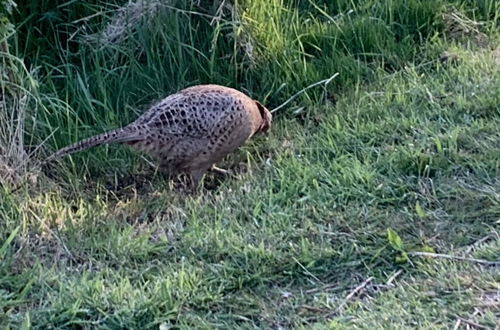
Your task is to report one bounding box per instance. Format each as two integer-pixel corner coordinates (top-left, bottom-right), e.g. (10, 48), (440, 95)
(47, 84), (272, 189)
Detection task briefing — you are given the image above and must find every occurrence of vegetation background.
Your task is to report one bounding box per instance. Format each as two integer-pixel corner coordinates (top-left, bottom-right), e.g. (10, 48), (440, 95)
(1, 0), (499, 328)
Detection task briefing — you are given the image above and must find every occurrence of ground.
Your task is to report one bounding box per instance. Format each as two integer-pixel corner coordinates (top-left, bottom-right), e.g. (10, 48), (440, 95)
(0, 1), (499, 328)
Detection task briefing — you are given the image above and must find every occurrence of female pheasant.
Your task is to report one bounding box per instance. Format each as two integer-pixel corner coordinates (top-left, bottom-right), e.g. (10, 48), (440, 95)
(47, 84), (272, 188)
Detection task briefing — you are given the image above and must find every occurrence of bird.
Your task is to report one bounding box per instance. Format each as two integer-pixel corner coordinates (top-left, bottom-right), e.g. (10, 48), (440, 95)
(46, 84), (272, 189)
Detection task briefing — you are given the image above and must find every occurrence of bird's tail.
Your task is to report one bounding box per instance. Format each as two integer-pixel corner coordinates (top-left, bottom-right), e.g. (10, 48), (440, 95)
(45, 126), (144, 163)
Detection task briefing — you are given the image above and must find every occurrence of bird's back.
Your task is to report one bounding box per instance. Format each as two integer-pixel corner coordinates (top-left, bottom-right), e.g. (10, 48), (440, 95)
(126, 85), (261, 172)
(134, 85), (258, 136)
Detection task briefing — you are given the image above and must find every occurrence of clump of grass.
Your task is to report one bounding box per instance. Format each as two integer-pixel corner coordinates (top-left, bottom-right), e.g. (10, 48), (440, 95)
(0, 7), (41, 187)
(443, 8), (491, 47)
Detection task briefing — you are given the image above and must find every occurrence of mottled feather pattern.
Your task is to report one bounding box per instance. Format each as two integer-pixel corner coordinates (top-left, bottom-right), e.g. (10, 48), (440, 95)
(47, 84), (272, 188)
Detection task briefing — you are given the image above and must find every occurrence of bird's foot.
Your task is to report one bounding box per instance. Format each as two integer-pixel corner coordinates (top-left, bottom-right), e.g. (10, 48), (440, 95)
(210, 165), (231, 176)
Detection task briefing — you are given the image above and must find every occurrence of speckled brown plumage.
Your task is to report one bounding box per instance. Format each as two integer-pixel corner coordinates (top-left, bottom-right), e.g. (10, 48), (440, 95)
(48, 84), (272, 188)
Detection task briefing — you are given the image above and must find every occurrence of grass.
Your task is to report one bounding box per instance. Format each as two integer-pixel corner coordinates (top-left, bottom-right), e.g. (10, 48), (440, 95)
(1, 0), (499, 328)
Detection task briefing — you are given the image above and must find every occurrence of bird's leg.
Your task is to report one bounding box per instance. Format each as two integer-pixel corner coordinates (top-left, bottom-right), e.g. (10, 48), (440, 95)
(157, 166), (174, 180)
(188, 169), (206, 192)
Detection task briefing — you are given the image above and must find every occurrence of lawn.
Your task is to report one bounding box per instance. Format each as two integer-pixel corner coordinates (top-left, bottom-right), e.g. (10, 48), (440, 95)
(1, 0), (499, 328)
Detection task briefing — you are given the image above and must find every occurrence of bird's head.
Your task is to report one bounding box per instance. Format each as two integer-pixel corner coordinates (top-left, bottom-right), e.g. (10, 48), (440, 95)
(255, 101), (272, 134)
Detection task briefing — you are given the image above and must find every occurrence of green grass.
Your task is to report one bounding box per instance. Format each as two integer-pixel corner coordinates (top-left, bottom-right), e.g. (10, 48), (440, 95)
(1, 0), (499, 328)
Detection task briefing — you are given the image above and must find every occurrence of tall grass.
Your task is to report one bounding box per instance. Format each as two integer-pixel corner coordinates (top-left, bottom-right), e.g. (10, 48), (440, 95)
(6, 0), (467, 178)
(0, 5), (41, 186)
(2, 0), (497, 209)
